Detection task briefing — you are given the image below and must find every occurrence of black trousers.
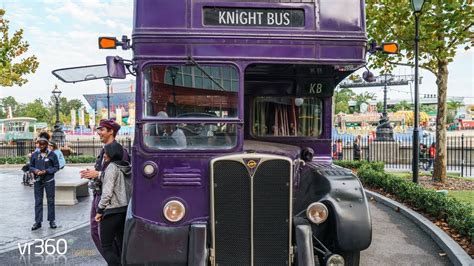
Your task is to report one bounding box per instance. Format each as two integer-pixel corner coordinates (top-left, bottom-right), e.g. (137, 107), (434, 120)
(100, 212), (126, 265)
(34, 179), (55, 223)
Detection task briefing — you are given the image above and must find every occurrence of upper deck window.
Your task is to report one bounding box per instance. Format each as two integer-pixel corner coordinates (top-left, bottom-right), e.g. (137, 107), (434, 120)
(143, 65), (239, 119)
(253, 97), (322, 137)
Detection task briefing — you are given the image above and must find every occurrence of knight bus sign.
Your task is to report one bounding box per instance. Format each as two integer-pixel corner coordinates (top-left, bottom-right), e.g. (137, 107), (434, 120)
(203, 7), (305, 27)
(53, 0), (398, 265)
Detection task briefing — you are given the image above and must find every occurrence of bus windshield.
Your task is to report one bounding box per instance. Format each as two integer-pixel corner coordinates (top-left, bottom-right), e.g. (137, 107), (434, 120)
(143, 65), (239, 118)
(142, 64), (239, 150)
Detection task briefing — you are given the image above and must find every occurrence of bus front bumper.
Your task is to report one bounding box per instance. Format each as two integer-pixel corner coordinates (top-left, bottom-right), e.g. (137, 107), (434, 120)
(122, 214), (207, 266)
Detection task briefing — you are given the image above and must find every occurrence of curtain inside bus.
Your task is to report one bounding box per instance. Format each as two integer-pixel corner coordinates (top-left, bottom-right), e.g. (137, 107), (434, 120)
(253, 97), (322, 137)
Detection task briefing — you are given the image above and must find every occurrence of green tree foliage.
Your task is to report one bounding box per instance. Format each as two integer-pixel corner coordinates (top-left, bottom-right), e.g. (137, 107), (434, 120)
(0, 96), (20, 118)
(446, 100), (463, 123)
(0, 9), (39, 86)
(393, 100), (411, 111)
(1, 96), (85, 126)
(420, 104), (436, 113)
(376, 101), (384, 112)
(47, 96), (85, 126)
(334, 88), (355, 114)
(17, 98), (51, 123)
(63, 99), (83, 115)
(355, 92), (375, 112)
(335, 101), (350, 115)
(366, 0), (473, 182)
(447, 100), (463, 113)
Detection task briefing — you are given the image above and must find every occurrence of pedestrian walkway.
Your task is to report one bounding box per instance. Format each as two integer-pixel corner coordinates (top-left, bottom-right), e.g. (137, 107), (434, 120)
(384, 165), (474, 177)
(0, 165), (93, 253)
(0, 197), (451, 265)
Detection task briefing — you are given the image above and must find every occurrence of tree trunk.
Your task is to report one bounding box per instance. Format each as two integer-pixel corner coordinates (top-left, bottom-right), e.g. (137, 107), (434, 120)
(433, 60), (448, 182)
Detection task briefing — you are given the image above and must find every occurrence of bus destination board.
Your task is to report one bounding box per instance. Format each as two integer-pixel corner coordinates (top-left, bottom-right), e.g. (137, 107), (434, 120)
(203, 7), (305, 27)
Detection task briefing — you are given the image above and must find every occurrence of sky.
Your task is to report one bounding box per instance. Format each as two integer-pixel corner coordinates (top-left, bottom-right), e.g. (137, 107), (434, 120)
(0, 0), (473, 108)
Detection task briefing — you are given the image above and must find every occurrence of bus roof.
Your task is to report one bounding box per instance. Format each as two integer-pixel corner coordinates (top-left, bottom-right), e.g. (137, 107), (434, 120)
(132, 0), (367, 64)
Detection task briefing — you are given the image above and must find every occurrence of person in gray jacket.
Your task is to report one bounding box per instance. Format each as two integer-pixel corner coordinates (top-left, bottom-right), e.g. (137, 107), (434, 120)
(94, 141), (132, 265)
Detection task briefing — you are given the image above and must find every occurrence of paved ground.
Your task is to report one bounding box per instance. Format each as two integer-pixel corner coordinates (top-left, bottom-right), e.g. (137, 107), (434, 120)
(361, 200), (451, 266)
(0, 201), (452, 265)
(0, 169), (452, 266)
(0, 166), (92, 254)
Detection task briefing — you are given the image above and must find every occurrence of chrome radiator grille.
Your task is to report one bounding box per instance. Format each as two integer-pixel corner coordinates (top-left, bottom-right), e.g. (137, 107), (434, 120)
(211, 154), (292, 266)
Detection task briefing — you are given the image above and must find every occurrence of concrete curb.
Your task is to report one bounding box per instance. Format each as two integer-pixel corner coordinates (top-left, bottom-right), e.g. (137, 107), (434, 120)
(0, 221), (90, 254)
(365, 190), (473, 266)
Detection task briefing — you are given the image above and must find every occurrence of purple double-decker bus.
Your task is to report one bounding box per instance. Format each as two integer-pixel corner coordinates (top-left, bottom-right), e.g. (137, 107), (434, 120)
(55, 0), (375, 265)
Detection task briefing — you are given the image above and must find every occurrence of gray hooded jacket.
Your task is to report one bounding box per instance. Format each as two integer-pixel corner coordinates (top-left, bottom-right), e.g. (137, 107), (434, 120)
(97, 161), (132, 215)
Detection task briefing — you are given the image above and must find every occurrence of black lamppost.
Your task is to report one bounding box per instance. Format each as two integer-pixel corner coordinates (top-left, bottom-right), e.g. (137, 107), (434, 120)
(103, 77), (112, 119)
(375, 73), (395, 141)
(168, 67), (179, 116)
(51, 84), (65, 144)
(411, 0), (425, 183)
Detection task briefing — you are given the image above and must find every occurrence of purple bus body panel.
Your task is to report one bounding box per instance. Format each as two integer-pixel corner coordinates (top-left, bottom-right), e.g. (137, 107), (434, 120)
(131, 0), (366, 225)
(319, 0), (363, 31)
(134, 41), (365, 64)
(132, 155), (210, 225)
(191, 44), (318, 60)
(134, 0), (187, 28)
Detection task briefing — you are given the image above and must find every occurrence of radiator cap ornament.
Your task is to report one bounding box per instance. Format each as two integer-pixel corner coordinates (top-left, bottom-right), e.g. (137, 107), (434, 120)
(243, 158), (261, 177)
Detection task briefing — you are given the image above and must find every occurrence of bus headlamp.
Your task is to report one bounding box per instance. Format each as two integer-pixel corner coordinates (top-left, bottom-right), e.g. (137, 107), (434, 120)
(163, 200), (186, 223)
(325, 254), (344, 266)
(306, 202), (328, 224)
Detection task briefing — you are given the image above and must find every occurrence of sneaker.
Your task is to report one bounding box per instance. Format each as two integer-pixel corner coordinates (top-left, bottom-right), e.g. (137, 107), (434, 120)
(49, 222), (57, 229)
(31, 223), (41, 231)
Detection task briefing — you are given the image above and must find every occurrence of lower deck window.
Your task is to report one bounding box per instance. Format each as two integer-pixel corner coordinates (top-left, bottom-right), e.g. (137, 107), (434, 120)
(253, 97), (322, 137)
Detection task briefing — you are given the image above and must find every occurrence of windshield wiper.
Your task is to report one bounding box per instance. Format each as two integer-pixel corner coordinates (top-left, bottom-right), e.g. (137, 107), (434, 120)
(187, 56), (226, 91)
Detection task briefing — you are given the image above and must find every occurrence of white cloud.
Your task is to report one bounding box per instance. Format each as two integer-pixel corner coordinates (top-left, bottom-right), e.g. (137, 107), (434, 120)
(46, 15), (60, 23)
(2, 3), (37, 27)
(3, 0), (471, 108)
(42, 0), (133, 33)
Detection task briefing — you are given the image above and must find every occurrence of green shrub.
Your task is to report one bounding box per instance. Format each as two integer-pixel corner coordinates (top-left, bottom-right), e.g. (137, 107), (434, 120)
(65, 156), (96, 164)
(0, 156), (29, 164)
(335, 160), (474, 243)
(333, 160), (366, 170)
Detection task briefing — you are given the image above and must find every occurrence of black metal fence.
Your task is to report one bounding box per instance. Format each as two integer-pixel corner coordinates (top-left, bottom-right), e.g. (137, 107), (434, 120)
(2, 135), (473, 177)
(0, 138), (133, 159)
(333, 135), (474, 177)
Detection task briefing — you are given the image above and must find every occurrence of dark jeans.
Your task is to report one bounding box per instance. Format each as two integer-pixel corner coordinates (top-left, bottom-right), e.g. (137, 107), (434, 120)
(100, 212), (126, 265)
(427, 158), (434, 170)
(91, 193), (103, 256)
(34, 179), (55, 223)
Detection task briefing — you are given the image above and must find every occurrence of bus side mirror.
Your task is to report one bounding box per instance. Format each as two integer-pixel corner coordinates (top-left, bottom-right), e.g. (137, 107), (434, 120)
(106, 56), (126, 79)
(362, 70), (376, 82)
